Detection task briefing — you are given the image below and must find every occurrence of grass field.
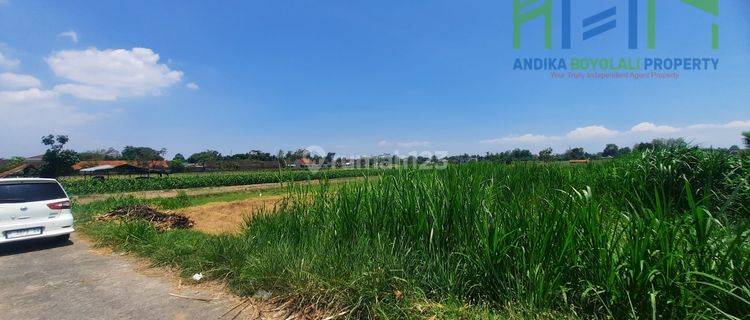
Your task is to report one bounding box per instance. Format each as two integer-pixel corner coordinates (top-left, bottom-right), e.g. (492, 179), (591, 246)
(74, 147), (750, 319)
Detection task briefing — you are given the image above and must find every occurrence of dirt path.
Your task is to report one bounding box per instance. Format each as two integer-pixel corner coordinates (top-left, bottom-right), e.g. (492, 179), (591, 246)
(0, 234), (283, 320)
(73, 177), (362, 204)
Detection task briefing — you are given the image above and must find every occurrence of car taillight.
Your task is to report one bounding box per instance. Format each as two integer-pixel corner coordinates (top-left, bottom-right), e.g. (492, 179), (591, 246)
(47, 201), (71, 210)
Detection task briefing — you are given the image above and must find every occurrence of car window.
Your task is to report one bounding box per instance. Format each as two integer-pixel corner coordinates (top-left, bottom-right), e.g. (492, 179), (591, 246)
(0, 183), (67, 204)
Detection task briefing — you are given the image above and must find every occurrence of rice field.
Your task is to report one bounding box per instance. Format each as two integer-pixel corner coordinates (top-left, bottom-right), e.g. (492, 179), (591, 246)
(75, 147), (750, 319)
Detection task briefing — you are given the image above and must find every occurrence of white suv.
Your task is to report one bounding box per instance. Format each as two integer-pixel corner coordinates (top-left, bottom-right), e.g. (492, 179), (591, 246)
(0, 178), (75, 244)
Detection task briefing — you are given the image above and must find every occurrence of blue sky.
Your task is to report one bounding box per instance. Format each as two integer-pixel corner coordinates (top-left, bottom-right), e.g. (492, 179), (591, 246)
(0, 0), (748, 158)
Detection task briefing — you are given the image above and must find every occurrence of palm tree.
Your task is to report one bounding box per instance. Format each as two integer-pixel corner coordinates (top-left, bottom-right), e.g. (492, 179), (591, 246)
(744, 131), (750, 149)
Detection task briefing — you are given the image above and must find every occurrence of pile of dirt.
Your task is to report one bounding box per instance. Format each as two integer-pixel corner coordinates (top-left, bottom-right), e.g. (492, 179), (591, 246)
(98, 205), (194, 231)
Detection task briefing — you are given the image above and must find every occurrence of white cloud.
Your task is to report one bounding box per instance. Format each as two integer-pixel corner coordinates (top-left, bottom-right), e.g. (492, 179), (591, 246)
(630, 122), (679, 133)
(186, 82), (199, 90)
(0, 88), (99, 128)
(0, 88), (58, 105)
(58, 30), (79, 43)
(687, 120), (750, 130)
(0, 72), (41, 89)
(725, 120), (750, 128)
(0, 52), (20, 69)
(0, 87), (104, 156)
(481, 120), (750, 153)
(47, 47), (183, 101)
(566, 125), (619, 139)
(1, 44), (190, 156)
(53, 83), (118, 101)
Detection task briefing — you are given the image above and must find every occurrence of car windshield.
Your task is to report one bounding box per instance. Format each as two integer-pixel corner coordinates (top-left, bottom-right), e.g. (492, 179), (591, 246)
(0, 183), (67, 204)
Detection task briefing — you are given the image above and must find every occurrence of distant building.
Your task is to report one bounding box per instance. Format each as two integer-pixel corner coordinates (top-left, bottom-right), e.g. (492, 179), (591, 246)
(72, 160), (169, 172)
(339, 158), (357, 167)
(294, 158), (314, 168)
(72, 160), (170, 177)
(184, 163), (207, 171)
(1, 157), (173, 178)
(79, 164), (145, 176)
(0, 155), (45, 178)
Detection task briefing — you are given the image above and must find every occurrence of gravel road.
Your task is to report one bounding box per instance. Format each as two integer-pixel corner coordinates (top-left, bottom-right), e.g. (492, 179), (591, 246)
(0, 233), (257, 320)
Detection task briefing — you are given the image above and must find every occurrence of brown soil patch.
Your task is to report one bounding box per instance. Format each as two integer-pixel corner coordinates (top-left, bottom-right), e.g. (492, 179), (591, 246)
(175, 196), (285, 235)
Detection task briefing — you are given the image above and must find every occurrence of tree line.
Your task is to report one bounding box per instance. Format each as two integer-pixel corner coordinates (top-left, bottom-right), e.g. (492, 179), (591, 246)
(2, 132), (749, 178)
(445, 137), (748, 164)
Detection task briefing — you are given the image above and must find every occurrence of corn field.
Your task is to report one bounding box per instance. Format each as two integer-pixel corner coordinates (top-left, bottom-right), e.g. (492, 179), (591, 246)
(62, 168), (381, 195)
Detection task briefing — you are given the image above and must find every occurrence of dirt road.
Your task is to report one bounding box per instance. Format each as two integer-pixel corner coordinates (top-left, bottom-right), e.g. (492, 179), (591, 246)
(0, 234), (273, 320)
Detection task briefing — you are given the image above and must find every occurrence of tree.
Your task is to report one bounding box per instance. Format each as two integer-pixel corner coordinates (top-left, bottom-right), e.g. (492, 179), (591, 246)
(224, 153), (249, 161)
(42, 134), (68, 147)
(40, 134), (79, 178)
(509, 148), (533, 161)
(633, 142), (654, 152)
(564, 147), (586, 160)
(188, 150), (222, 165)
(743, 131), (750, 149)
(538, 148), (554, 162)
(170, 159), (186, 173)
(247, 150), (273, 161)
(290, 149), (307, 161)
(277, 150), (285, 165)
(635, 138), (688, 152)
(121, 146), (166, 161)
(652, 138), (687, 149)
(173, 153), (186, 162)
(0, 156), (25, 172)
(728, 145), (741, 154)
(602, 144), (619, 157)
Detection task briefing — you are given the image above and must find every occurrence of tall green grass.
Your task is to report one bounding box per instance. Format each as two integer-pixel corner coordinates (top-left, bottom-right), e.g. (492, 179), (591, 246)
(78, 148), (750, 319)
